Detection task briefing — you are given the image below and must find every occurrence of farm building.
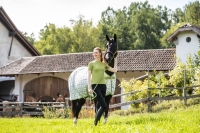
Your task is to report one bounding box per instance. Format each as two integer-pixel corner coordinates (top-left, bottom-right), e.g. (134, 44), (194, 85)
(0, 6), (200, 109)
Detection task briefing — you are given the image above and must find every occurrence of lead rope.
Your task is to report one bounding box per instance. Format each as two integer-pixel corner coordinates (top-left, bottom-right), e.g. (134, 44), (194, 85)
(88, 73), (104, 102)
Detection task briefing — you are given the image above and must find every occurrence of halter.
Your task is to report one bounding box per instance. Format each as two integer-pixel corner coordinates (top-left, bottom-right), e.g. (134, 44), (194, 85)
(104, 46), (118, 62)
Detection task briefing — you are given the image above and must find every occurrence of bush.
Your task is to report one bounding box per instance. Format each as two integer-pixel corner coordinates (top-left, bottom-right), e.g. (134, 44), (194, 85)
(78, 108), (95, 118)
(111, 98), (200, 116)
(42, 106), (71, 119)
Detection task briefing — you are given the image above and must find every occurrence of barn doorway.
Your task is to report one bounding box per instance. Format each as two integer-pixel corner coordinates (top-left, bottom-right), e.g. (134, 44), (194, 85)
(24, 76), (69, 103)
(0, 80), (15, 102)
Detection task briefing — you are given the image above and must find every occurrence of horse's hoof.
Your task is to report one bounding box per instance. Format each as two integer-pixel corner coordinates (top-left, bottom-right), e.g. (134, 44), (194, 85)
(94, 120), (98, 126)
(104, 117), (107, 124)
(73, 117), (77, 125)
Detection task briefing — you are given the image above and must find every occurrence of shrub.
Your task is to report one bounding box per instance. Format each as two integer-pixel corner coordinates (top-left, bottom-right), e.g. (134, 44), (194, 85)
(42, 106), (71, 119)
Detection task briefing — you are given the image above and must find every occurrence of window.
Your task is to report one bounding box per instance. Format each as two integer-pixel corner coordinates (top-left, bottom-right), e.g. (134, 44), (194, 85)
(186, 37), (191, 43)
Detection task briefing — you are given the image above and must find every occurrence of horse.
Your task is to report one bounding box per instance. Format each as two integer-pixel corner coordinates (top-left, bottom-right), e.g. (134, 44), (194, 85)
(68, 34), (118, 125)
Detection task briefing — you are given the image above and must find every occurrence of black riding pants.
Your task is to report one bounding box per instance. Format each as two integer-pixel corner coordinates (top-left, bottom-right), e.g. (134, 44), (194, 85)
(92, 84), (107, 124)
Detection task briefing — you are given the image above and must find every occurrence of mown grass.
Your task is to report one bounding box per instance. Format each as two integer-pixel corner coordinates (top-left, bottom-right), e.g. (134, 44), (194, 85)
(0, 104), (200, 133)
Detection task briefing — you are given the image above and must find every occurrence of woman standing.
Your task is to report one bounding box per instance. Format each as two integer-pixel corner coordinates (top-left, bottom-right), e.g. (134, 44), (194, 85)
(88, 47), (117, 126)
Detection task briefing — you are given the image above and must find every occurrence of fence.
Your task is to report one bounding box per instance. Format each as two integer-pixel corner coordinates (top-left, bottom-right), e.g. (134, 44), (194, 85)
(1, 67), (200, 116)
(109, 85), (200, 112)
(0, 102), (67, 117)
(110, 67), (200, 112)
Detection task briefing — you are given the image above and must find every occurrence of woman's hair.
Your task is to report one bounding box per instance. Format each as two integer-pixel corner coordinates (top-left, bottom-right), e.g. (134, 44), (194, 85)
(94, 47), (103, 62)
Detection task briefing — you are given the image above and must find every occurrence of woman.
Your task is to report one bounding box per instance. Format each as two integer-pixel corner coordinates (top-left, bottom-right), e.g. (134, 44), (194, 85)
(88, 47), (117, 126)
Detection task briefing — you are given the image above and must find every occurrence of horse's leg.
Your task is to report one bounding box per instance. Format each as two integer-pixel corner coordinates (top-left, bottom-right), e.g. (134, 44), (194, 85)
(104, 94), (112, 124)
(71, 100), (78, 119)
(72, 99), (86, 125)
(75, 98), (86, 119)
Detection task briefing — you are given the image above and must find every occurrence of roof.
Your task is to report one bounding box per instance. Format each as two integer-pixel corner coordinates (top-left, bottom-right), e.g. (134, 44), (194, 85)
(167, 23), (200, 42)
(0, 6), (40, 56)
(0, 49), (176, 76)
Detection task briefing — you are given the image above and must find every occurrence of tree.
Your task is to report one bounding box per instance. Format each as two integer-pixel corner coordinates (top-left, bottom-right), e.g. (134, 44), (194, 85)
(160, 22), (186, 48)
(172, 8), (185, 24)
(21, 32), (36, 45)
(69, 15), (102, 52)
(184, 0), (200, 26)
(128, 1), (169, 49)
(34, 16), (103, 55)
(99, 1), (173, 50)
(34, 23), (73, 54)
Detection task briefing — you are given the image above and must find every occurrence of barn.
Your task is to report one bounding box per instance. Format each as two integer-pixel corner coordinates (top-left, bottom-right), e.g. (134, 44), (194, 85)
(0, 6), (200, 109)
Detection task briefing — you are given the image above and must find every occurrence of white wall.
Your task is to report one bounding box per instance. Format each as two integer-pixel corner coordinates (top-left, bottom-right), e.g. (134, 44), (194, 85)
(176, 31), (199, 64)
(0, 22), (32, 68)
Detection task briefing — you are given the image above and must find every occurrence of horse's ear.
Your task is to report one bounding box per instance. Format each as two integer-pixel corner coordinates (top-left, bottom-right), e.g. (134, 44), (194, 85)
(106, 35), (110, 41)
(114, 34), (117, 42)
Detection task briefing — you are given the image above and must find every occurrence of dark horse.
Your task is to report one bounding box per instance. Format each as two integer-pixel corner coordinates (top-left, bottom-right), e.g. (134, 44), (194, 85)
(94, 34), (118, 123)
(68, 34), (118, 125)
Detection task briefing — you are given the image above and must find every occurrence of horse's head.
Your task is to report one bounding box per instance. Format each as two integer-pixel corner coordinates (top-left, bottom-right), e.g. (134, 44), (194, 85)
(104, 34), (118, 64)
(104, 34), (118, 76)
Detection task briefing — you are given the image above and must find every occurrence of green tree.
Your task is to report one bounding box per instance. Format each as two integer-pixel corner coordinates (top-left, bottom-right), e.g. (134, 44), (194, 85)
(160, 22), (186, 48)
(129, 1), (170, 49)
(34, 23), (73, 54)
(184, 0), (200, 26)
(34, 16), (103, 55)
(99, 1), (173, 50)
(69, 15), (102, 52)
(172, 8), (185, 24)
(21, 32), (36, 45)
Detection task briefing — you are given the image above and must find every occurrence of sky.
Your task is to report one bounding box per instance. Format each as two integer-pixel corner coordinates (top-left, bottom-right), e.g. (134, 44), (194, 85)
(0, 0), (195, 39)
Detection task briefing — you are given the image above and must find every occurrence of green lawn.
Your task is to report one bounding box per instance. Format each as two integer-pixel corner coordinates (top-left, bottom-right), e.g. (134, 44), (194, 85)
(0, 105), (200, 133)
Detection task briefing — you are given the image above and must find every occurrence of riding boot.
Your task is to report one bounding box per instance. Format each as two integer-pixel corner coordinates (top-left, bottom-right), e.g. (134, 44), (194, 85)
(94, 107), (104, 126)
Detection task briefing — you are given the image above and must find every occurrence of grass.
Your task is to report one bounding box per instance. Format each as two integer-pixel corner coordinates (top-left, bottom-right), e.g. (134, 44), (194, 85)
(1, 104), (200, 133)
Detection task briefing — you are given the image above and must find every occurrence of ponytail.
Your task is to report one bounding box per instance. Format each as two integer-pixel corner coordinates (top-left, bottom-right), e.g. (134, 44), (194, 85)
(100, 55), (103, 62)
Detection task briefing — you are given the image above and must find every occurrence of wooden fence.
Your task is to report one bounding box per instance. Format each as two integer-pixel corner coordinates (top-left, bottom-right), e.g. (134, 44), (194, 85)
(109, 85), (200, 112)
(1, 85), (200, 117)
(0, 102), (67, 117)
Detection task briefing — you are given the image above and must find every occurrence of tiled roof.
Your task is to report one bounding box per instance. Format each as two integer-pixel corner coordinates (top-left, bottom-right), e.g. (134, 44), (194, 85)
(0, 49), (176, 76)
(167, 23), (200, 42)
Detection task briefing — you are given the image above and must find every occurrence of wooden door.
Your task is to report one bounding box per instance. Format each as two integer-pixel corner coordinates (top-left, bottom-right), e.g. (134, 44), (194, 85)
(24, 76), (69, 102)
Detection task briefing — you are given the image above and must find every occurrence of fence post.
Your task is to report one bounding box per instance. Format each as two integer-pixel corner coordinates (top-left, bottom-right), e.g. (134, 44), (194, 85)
(147, 70), (152, 112)
(19, 103), (23, 117)
(183, 65), (187, 105)
(147, 89), (152, 112)
(65, 98), (69, 108)
(158, 73), (161, 104)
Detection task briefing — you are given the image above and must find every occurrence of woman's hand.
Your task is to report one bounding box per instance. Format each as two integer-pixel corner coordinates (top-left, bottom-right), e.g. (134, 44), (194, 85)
(107, 58), (118, 73)
(88, 87), (93, 95)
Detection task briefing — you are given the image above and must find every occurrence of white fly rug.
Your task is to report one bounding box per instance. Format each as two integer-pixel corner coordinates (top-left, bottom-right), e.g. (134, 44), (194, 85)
(68, 66), (116, 100)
